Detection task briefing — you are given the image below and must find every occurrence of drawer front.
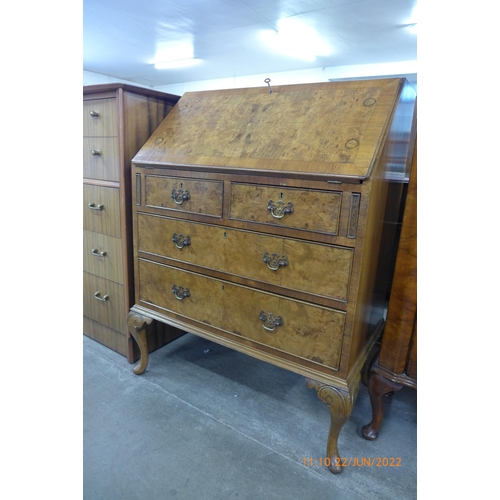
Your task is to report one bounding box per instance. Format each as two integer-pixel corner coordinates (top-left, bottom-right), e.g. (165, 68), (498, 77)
(138, 214), (223, 270)
(230, 183), (342, 234)
(83, 230), (124, 284)
(144, 175), (223, 217)
(83, 184), (121, 238)
(83, 98), (118, 137)
(83, 272), (126, 332)
(138, 214), (352, 301)
(138, 260), (345, 369)
(83, 138), (120, 181)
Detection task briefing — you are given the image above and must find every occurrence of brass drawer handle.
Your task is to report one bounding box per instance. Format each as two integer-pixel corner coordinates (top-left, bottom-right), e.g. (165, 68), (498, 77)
(89, 110), (99, 117)
(88, 203), (104, 210)
(259, 311), (283, 331)
(172, 233), (191, 249)
(91, 248), (107, 257)
(263, 252), (288, 271)
(94, 291), (109, 302)
(172, 285), (190, 300)
(268, 199), (293, 219)
(171, 188), (190, 205)
(90, 149), (101, 156)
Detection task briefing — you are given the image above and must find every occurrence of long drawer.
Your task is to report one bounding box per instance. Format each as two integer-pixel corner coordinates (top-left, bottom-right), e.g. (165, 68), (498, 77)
(137, 259), (345, 370)
(83, 272), (126, 332)
(137, 214), (353, 301)
(83, 230), (124, 284)
(83, 184), (121, 238)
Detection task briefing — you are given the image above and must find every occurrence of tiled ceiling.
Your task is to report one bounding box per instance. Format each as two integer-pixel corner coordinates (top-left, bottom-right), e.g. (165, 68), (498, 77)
(83, 0), (417, 88)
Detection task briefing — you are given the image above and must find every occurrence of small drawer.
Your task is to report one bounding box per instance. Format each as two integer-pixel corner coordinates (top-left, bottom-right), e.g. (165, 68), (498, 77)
(230, 183), (342, 235)
(83, 184), (121, 238)
(144, 175), (223, 217)
(83, 138), (120, 182)
(138, 260), (345, 370)
(83, 98), (118, 137)
(137, 214), (353, 301)
(83, 230), (124, 284)
(83, 272), (126, 332)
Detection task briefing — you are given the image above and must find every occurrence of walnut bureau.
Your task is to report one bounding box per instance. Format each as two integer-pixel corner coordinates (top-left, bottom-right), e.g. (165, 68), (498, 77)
(83, 83), (183, 362)
(127, 79), (417, 473)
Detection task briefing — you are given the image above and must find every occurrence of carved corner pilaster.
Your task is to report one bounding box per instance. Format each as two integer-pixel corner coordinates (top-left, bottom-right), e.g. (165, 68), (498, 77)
(127, 311), (153, 375)
(306, 375), (360, 474)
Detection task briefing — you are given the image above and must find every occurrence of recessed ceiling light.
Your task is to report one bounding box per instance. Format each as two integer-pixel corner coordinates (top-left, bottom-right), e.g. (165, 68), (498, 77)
(154, 58), (201, 69)
(152, 40), (201, 69)
(260, 18), (331, 61)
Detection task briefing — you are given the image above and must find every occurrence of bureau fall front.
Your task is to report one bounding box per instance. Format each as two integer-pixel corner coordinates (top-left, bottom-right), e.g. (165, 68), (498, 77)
(127, 79), (417, 474)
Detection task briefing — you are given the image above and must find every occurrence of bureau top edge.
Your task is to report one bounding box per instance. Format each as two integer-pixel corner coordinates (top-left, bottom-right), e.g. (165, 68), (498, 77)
(132, 161), (365, 185)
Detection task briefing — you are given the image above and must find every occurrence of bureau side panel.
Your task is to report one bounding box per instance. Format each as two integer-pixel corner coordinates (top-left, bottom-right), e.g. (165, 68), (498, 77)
(344, 82), (416, 375)
(343, 177), (389, 374)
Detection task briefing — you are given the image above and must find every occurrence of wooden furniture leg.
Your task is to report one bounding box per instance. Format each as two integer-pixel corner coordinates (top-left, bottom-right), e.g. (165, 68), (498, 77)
(127, 311), (153, 375)
(306, 375), (360, 474)
(362, 371), (403, 440)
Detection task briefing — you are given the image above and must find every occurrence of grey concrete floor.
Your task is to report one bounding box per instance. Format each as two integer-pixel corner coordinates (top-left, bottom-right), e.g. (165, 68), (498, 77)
(83, 333), (417, 500)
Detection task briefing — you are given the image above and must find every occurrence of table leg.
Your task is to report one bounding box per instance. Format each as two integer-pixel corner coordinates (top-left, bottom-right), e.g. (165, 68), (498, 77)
(306, 375), (360, 474)
(362, 371), (403, 440)
(127, 311), (153, 375)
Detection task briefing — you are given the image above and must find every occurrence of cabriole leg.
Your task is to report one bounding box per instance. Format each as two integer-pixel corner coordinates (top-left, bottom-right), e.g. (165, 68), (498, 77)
(306, 375), (360, 474)
(362, 372), (403, 440)
(127, 311), (153, 375)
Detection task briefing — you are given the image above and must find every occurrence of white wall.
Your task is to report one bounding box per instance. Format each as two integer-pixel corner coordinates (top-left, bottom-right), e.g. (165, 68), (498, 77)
(84, 60), (417, 96)
(83, 70), (149, 87)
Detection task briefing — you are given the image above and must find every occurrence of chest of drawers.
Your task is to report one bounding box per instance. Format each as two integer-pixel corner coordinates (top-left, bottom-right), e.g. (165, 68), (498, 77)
(127, 79), (417, 473)
(83, 83), (183, 362)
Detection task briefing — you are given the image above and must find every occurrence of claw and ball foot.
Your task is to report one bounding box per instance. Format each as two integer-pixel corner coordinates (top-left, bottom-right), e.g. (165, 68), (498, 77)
(127, 311), (153, 375)
(306, 375), (360, 474)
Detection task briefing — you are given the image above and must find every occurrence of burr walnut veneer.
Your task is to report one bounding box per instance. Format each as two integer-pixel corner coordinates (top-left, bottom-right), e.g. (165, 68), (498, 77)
(83, 83), (183, 362)
(128, 79), (417, 473)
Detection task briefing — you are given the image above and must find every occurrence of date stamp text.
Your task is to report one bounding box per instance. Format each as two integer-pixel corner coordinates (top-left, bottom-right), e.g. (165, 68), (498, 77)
(302, 457), (402, 467)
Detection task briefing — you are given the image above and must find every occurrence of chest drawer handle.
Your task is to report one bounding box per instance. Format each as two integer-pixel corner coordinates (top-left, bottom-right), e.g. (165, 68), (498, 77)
(91, 248), (107, 257)
(263, 252), (288, 271)
(172, 285), (190, 300)
(89, 110), (99, 117)
(88, 203), (104, 210)
(259, 311), (283, 331)
(94, 291), (109, 302)
(90, 149), (101, 156)
(268, 199), (293, 219)
(172, 233), (191, 249)
(171, 188), (191, 205)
